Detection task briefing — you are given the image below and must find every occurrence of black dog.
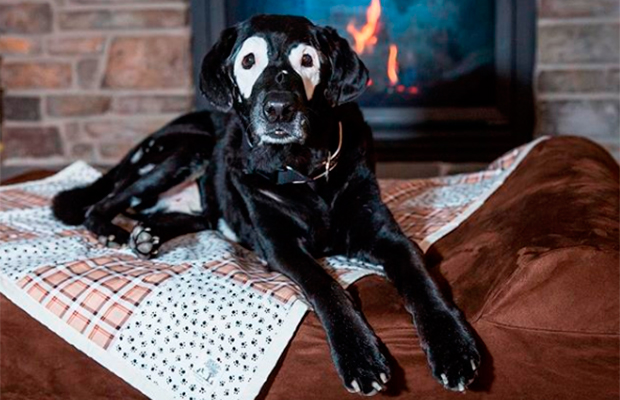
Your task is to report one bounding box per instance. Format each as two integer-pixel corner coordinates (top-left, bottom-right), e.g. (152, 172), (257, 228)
(53, 15), (480, 396)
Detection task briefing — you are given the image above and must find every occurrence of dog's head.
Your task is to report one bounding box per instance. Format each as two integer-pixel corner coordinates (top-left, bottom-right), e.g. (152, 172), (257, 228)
(200, 15), (368, 146)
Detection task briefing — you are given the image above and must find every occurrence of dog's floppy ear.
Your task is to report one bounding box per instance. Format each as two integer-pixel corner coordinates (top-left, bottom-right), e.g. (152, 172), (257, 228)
(200, 26), (238, 112)
(318, 26), (369, 107)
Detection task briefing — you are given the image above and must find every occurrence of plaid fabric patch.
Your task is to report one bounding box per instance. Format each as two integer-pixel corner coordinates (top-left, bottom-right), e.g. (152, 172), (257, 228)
(208, 259), (301, 304)
(393, 205), (470, 241)
(18, 254), (191, 349)
(0, 223), (38, 243)
(377, 143), (530, 243)
(207, 257), (379, 306)
(0, 189), (49, 212)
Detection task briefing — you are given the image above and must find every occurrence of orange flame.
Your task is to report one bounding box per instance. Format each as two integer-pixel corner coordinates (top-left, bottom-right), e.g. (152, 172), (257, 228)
(387, 44), (398, 86)
(346, 0), (381, 54)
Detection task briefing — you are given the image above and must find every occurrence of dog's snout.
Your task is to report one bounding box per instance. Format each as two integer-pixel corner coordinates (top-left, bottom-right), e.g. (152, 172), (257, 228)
(263, 93), (296, 123)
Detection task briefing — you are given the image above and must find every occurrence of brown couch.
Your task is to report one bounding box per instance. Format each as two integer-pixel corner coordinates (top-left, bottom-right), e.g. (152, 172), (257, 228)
(2, 137), (619, 400)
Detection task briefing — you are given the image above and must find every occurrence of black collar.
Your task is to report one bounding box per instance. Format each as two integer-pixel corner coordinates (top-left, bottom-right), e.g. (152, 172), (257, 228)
(249, 122), (343, 185)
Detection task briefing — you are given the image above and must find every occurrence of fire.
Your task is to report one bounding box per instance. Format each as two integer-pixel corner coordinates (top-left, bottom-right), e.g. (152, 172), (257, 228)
(387, 44), (399, 86)
(346, 0), (381, 54)
(348, 0), (419, 94)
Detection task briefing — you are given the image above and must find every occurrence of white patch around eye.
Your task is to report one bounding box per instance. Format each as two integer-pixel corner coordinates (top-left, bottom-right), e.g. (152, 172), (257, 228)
(288, 44), (321, 100)
(233, 36), (269, 99)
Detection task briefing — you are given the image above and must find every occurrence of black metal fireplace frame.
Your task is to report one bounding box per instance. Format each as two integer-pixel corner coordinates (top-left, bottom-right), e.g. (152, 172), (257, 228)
(190, 0), (536, 162)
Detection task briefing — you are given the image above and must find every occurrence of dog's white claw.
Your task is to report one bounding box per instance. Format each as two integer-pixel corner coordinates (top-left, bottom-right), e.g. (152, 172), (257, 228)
(371, 381), (383, 392)
(471, 359), (477, 371)
(441, 374), (449, 387)
(152, 236), (160, 245)
(144, 227), (151, 232)
(458, 382), (465, 392)
(379, 373), (388, 384)
(351, 380), (361, 393)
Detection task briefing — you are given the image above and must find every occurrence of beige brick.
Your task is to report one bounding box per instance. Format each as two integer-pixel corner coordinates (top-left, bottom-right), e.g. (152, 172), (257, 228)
(0, 36), (42, 55)
(83, 118), (169, 140)
(537, 69), (620, 94)
(538, 24), (620, 64)
(2, 62), (72, 89)
(48, 37), (106, 55)
(64, 122), (81, 141)
(58, 9), (187, 31)
(0, 3), (52, 34)
(69, 143), (95, 159)
(111, 95), (193, 114)
(77, 59), (101, 89)
(537, 100), (620, 138)
(98, 142), (136, 161)
(47, 95), (111, 117)
(103, 36), (191, 89)
(540, 0), (619, 18)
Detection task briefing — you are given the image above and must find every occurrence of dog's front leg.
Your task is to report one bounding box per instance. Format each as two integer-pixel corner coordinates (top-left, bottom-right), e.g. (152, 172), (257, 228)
(337, 178), (480, 392)
(273, 251), (390, 395)
(238, 185), (390, 395)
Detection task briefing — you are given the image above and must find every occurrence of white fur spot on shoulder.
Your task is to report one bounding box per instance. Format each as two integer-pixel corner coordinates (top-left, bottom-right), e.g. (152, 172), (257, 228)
(233, 36), (269, 99)
(217, 219), (239, 242)
(288, 44), (321, 100)
(138, 164), (155, 175)
(130, 148), (143, 164)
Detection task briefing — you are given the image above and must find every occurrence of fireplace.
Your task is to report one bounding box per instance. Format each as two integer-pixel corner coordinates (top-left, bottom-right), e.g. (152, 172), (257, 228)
(191, 0), (536, 162)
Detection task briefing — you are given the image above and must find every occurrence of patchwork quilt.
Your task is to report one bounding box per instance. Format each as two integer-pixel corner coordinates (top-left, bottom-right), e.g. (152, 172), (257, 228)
(0, 137), (545, 400)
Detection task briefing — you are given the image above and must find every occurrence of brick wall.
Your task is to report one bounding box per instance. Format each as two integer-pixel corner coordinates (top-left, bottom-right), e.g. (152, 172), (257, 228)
(535, 0), (620, 159)
(0, 0), (193, 171)
(1, 1), (618, 179)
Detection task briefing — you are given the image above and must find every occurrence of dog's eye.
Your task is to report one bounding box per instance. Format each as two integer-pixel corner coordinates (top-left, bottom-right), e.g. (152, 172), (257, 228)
(242, 53), (255, 69)
(301, 54), (313, 68)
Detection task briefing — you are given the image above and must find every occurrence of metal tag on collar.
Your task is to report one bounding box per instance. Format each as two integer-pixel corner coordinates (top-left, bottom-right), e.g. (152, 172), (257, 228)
(324, 151), (332, 182)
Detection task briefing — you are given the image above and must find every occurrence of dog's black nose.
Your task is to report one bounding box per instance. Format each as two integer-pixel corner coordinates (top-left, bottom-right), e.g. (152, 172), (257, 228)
(263, 92), (296, 123)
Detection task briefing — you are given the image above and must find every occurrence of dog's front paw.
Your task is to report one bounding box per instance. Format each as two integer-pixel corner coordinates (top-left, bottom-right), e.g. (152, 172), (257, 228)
(331, 326), (391, 396)
(423, 312), (480, 392)
(129, 225), (160, 259)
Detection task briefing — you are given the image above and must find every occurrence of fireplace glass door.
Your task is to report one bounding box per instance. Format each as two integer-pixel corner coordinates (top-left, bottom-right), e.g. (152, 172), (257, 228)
(229, 0), (496, 109)
(192, 0), (536, 161)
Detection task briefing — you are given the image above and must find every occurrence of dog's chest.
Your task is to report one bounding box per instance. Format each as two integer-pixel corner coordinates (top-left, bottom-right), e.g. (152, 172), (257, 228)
(219, 175), (333, 252)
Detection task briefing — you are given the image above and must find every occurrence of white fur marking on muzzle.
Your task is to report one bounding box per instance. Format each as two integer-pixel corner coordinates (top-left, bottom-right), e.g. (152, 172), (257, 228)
(288, 44), (321, 100)
(233, 36), (269, 99)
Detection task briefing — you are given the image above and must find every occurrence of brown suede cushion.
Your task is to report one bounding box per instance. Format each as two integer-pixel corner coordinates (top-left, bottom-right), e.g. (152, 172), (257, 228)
(2, 137), (619, 400)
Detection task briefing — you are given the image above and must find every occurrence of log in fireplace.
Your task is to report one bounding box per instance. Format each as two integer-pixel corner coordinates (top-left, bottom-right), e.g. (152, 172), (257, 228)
(191, 0), (536, 162)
